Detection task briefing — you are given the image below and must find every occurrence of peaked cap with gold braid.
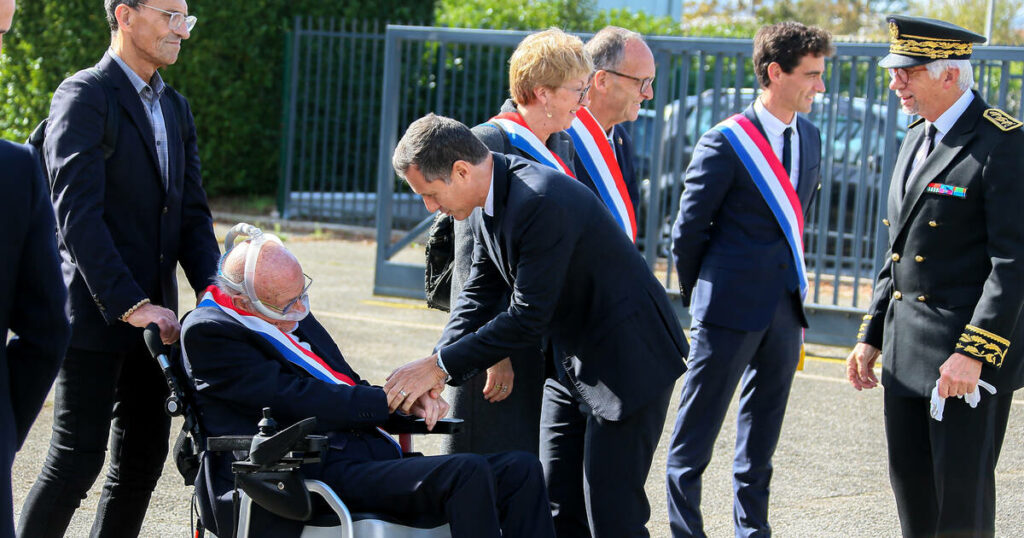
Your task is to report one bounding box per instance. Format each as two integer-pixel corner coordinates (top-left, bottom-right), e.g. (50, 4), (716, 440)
(879, 15), (986, 69)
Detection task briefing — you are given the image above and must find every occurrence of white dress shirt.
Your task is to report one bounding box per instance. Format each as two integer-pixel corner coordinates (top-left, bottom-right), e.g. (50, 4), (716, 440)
(753, 98), (800, 189)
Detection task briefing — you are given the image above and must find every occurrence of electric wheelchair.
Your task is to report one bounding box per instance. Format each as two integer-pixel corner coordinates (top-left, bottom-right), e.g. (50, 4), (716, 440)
(144, 324), (461, 538)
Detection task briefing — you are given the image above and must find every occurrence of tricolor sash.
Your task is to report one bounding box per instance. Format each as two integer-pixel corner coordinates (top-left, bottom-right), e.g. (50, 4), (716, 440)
(488, 112), (576, 178)
(567, 107), (637, 242)
(715, 114), (808, 298)
(194, 285), (402, 455)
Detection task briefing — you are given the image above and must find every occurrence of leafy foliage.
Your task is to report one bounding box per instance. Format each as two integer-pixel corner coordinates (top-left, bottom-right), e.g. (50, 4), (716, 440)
(0, 0), (434, 196)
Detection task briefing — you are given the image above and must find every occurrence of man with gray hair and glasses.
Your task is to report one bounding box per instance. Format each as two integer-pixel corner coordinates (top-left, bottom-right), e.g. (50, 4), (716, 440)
(19, 1), (219, 536)
(847, 15), (1024, 537)
(568, 26), (654, 245)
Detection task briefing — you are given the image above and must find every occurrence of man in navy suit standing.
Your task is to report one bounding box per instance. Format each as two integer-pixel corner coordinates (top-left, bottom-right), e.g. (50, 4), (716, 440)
(385, 113), (688, 537)
(665, 22), (832, 537)
(0, 2), (71, 537)
(19, 1), (220, 536)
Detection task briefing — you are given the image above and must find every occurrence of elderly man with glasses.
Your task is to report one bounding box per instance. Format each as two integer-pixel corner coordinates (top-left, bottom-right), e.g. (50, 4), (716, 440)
(178, 224), (555, 538)
(18, 1), (220, 536)
(847, 15), (1024, 537)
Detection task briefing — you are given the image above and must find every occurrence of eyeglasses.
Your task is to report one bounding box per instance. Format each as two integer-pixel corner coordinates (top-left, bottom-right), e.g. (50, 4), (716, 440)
(263, 273), (314, 316)
(887, 66), (929, 87)
(604, 69), (655, 94)
(561, 81), (592, 105)
(139, 3), (197, 33)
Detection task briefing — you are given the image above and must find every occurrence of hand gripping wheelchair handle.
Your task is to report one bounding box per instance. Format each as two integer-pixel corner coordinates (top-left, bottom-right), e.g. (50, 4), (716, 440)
(144, 323), (184, 417)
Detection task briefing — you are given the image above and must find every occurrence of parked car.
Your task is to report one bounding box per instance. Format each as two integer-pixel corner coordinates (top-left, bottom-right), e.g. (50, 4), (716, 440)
(626, 88), (909, 278)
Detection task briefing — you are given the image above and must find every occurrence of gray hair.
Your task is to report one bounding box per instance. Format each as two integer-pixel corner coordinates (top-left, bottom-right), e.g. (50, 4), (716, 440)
(927, 59), (975, 92)
(585, 26), (644, 71)
(392, 113), (489, 183)
(105, 0), (143, 32)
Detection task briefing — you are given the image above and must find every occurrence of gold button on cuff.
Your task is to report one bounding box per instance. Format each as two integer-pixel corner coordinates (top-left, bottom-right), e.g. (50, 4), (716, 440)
(928, 220), (938, 227)
(883, 218), (890, 226)
(917, 295), (928, 302)
(892, 253), (901, 262)
(893, 291), (903, 300)
(915, 255), (925, 262)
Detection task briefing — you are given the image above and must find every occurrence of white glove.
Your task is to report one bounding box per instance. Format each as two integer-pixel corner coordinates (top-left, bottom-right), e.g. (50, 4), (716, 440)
(929, 378), (997, 422)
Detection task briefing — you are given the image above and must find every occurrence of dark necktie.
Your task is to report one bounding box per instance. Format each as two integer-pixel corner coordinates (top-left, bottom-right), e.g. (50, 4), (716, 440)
(925, 124), (937, 156)
(782, 127), (792, 177)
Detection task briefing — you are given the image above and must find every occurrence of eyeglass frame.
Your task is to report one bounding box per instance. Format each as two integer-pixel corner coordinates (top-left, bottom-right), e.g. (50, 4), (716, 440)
(138, 3), (197, 33)
(603, 69), (655, 94)
(260, 273), (314, 316)
(559, 81), (593, 105)
(887, 66), (929, 87)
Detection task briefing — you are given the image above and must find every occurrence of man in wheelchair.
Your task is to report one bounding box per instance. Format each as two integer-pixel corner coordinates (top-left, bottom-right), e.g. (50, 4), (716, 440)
(179, 224), (555, 538)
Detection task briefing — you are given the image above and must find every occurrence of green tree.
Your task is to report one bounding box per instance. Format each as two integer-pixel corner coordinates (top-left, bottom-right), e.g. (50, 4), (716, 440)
(1, 0), (434, 197)
(910, 0), (1024, 45)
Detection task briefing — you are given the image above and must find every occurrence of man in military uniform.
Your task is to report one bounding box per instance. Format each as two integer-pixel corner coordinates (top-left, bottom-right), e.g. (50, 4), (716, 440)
(847, 15), (1024, 537)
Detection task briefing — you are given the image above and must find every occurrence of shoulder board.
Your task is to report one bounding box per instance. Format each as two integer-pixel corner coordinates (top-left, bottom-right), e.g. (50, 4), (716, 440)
(908, 117), (925, 128)
(983, 108), (1022, 132)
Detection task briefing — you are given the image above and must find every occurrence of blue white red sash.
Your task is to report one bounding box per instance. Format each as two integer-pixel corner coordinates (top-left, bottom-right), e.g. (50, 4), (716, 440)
(715, 114), (807, 298)
(567, 107), (637, 242)
(488, 112), (576, 178)
(195, 285), (402, 455)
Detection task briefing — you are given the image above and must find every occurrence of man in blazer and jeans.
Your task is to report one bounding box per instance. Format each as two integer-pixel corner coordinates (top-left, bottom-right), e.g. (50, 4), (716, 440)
(666, 22), (832, 537)
(385, 113), (688, 537)
(19, 1), (219, 536)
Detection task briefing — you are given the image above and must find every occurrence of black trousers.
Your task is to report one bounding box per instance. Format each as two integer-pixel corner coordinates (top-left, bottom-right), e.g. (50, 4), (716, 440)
(18, 344), (171, 538)
(884, 389), (1013, 538)
(320, 448), (555, 538)
(540, 376), (671, 538)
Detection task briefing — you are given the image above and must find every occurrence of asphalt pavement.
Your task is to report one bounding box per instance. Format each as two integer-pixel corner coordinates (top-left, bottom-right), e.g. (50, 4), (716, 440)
(11, 225), (1024, 537)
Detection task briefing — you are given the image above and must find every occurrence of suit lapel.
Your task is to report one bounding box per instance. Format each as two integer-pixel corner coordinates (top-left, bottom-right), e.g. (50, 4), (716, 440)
(99, 54), (163, 190)
(476, 153), (510, 281)
(894, 96), (982, 235)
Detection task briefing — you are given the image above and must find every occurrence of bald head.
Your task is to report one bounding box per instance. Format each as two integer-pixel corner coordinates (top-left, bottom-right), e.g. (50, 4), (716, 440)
(221, 240), (306, 327)
(0, 0), (15, 54)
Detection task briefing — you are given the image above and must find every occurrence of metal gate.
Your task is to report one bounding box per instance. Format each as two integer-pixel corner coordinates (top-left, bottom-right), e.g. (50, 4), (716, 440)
(366, 26), (1024, 345)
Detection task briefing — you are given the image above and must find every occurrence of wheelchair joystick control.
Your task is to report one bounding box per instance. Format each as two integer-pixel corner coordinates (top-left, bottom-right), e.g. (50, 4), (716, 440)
(257, 407), (278, 436)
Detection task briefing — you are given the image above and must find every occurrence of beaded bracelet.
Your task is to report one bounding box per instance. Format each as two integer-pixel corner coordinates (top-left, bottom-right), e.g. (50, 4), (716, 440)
(120, 298), (151, 322)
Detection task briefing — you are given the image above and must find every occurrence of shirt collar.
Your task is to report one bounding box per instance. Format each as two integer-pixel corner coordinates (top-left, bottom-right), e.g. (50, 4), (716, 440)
(484, 165), (495, 217)
(753, 98), (798, 137)
(930, 90), (974, 138)
(108, 49), (165, 100)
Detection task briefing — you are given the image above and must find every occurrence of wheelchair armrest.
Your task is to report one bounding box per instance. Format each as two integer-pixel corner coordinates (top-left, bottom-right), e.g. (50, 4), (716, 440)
(382, 415), (464, 435)
(207, 435), (329, 456)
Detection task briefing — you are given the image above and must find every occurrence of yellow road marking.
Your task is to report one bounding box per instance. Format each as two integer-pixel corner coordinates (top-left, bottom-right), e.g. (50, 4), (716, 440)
(360, 299), (432, 310)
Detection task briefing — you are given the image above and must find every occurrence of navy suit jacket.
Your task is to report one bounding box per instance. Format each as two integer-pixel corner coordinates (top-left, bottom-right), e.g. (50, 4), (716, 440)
(437, 153), (688, 421)
(671, 105), (821, 332)
(573, 122), (641, 219)
(0, 141), (69, 466)
(181, 308), (395, 536)
(44, 53), (219, 351)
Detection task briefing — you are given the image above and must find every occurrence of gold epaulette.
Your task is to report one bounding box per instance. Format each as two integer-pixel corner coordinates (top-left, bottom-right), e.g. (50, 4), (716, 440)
(856, 314), (872, 341)
(955, 324), (1010, 368)
(983, 108), (1022, 132)
(909, 117), (925, 129)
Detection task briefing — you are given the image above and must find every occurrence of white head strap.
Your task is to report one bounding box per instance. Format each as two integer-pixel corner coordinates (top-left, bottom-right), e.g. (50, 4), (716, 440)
(218, 223), (309, 322)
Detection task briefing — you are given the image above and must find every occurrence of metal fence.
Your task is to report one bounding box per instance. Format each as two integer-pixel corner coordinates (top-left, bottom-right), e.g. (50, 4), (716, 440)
(278, 23), (1024, 345)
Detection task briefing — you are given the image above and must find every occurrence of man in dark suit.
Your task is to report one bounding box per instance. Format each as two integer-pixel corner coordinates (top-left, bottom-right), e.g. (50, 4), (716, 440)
(569, 26), (652, 241)
(18, 1), (220, 536)
(665, 22), (832, 537)
(1, 5), (71, 538)
(181, 229), (554, 538)
(847, 16), (1024, 537)
(385, 113), (688, 537)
